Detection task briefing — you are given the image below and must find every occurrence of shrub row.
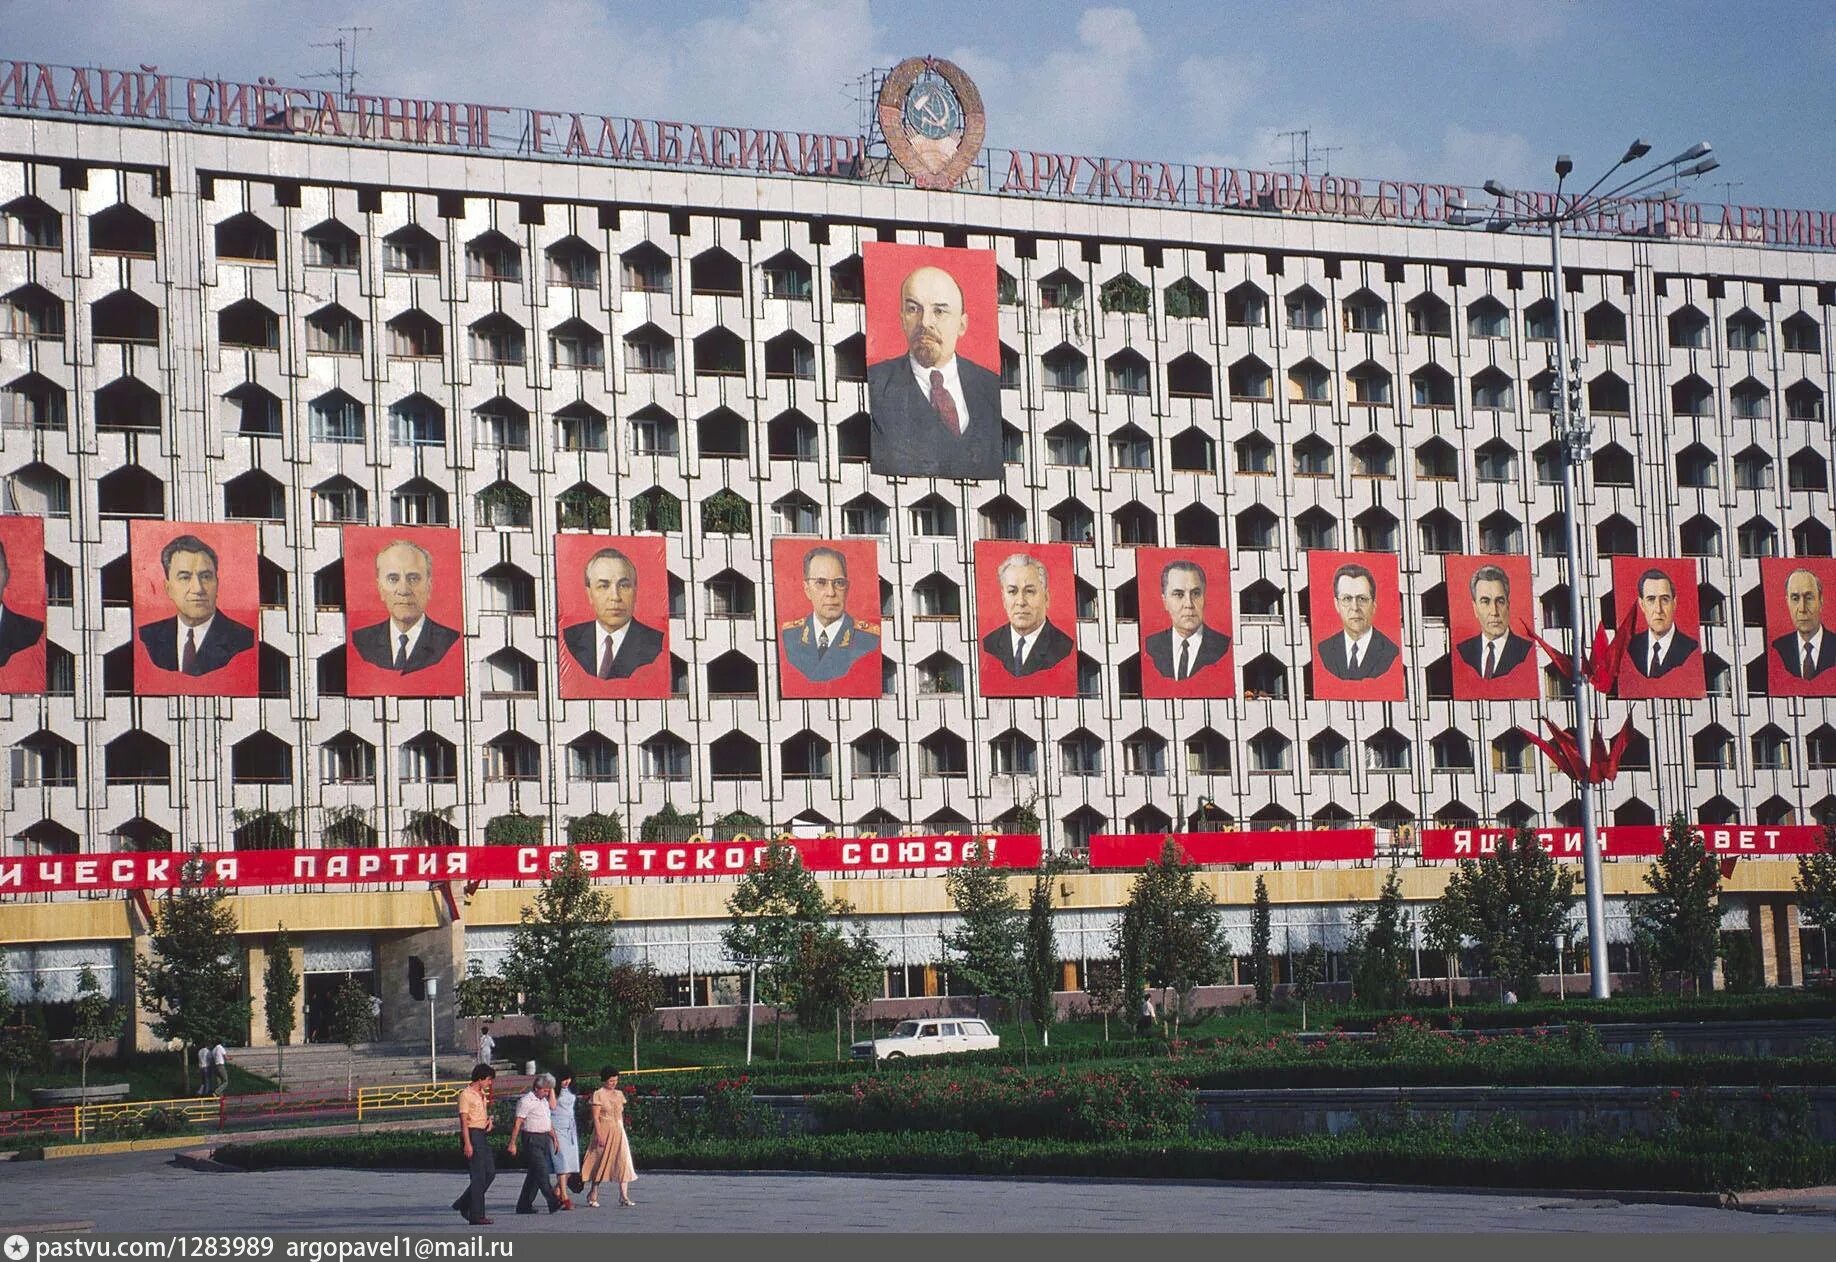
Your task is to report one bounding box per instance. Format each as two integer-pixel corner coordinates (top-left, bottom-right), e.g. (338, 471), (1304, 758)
(213, 1122), (1836, 1193)
(810, 1066), (1195, 1141)
(1331, 991), (1836, 1031)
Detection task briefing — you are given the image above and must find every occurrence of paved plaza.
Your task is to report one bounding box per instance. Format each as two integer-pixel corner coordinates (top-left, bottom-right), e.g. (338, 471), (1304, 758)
(0, 1152), (1830, 1234)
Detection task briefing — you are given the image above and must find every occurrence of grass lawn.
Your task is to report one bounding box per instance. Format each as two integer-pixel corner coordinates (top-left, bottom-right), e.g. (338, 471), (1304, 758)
(519, 1006), (1306, 1073)
(5, 1052), (275, 1107)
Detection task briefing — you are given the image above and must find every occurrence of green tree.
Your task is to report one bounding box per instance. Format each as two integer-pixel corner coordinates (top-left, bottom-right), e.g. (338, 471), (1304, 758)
(1420, 894), (1466, 1010)
(1346, 869), (1411, 1010)
(1112, 840), (1228, 1039)
(1081, 958), (1130, 1042)
(456, 960), (518, 1025)
(1021, 870), (1060, 1046)
(605, 961), (664, 1071)
(326, 974), (375, 1100)
(501, 848), (619, 1060)
(942, 848), (1024, 1015)
(723, 840), (832, 1059)
(1291, 943), (1326, 1031)
(70, 964), (118, 1099)
(0, 979), (49, 1104)
(1633, 813), (1723, 995)
(263, 928), (299, 1092)
(787, 920), (885, 1060)
(566, 811), (625, 844)
(133, 856), (252, 1092)
(1440, 829), (1576, 1001)
(1795, 822), (1836, 931)
(1250, 876), (1274, 1012)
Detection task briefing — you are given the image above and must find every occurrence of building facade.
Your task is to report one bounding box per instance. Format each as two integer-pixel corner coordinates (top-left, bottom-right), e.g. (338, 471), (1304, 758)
(0, 59), (1829, 1041)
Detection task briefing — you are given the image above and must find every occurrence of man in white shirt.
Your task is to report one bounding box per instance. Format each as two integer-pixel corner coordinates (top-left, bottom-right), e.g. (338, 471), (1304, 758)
(561, 548), (663, 681)
(1454, 564), (1532, 683)
(198, 1044), (214, 1095)
(1315, 563), (1401, 680)
(210, 1042), (228, 1095)
(351, 540), (460, 674)
(1773, 567), (1836, 682)
(867, 262), (1003, 479)
(477, 1025), (496, 1067)
(980, 553), (1074, 678)
(138, 534), (255, 676)
(508, 1073), (564, 1214)
(1144, 560), (1231, 684)
(1626, 569), (1699, 680)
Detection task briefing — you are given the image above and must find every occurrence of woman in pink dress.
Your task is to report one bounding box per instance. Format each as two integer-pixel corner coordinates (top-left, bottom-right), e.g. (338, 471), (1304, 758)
(580, 1066), (637, 1208)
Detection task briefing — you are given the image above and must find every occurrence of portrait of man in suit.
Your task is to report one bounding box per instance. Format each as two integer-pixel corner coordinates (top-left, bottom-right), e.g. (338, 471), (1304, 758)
(1315, 562), (1401, 681)
(1627, 568), (1699, 679)
(980, 553), (1074, 677)
(1143, 560), (1230, 683)
(867, 263), (1002, 479)
(1773, 567), (1836, 682)
(779, 546), (880, 684)
(0, 539), (45, 670)
(561, 547), (664, 681)
(351, 540), (461, 674)
(137, 533), (255, 676)
(1454, 564), (1532, 681)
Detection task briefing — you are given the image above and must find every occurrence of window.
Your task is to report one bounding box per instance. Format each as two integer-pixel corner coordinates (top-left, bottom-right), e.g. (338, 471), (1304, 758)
(320, 734), (376, 785)
(550, 319), (605, 369)
(1038, 269), (1083, 310)
(840, 494), (888, 535)
(465, 231), (522, 282)
(546, 237), (600, 288)
(1410, 365), (1455, 407)
(1730, 378), (1770, 420)
(1223, 281), (1265, 326)
(913, 575), (960, 619)
(764, 331), (814, 379)
(1351, 435), (1395, 478)
(1343, 290), (1386, 333)
(304, 220), (360, 268)
(703, 570), (756, 618)
(989, 730), (1037, 776)
(1467, 297), (1508, 338)
(1418, 509), (1462, 554)
(628, 408), (679, 457)
(469, 315), (525, 365)
(306, 304), (362, 355)
(1060, 730), (1102, 776)
(557, 403), (608, 451)
(1415, 438), (1458, 481)
(1789, 448), (1829, 492)
(390, 478), (449, 526)
(215, 213), (276, 263)
(1783, 312), (1820, 354)
(773, 493), (820, 535)
(1, 196), (61, 249)
(1524, 299), (1556, 341)
(1293, 434), (1333, 477)
(1471, 368), (1512, 410)
(641, 733), (690, 781)
(484, 733), (540, 781)
(95, 377), (160, 433)
(852, 731), (898, 779)
(474, 398), (530, 450)
(909, 495), (956, 537)
(1105, 350), (1149, 396)
(1048, 499), (1095, 545)
(312, 478), (366, 524)
(623, 324), (675, 374)
(386, 310), (442, 359)
(1734, 446), (1774, 491)
(3, 373), (66, 431)
(1589, 373), (1628, 419)
(1288, 359), (1330, 403)
(1738, 517), (1777, 558)
(1365, 729), (1411, 772)
(980, 496), (1027, 541)
(1593, 443), (1634, 487)
(389, 395), (446, 448)
(475, 481), (533, 529)
(1583, 302), (1626, 345)
(1786, 381), (1825, 422)
(1407, 293), (1450, 336)
(1248, 729), (1291, 773)
(384, 225), (439, 274)
(622, 243), (671, 293)
(1099, 274), (1151, 315)
(1752, 726), (1791, 771)
(1043, 345), (1088, 391)
(567, 734), (619, 782)
(1109, 425), (1153, 470)
(1228, 357), (1271, 399)
(1348, 361), (1392, 405)
(1122, 730), (1167, 775)
(694, 327), (745, 376)
(480, 563), (536, 615)
(1478, 511), (1522, 554)
(1676, 444), (1717, 488)
(1046, 423), (1092, 469)
(916, 651), (963, 694)
(1726, 309), (1766, 352)
(1668, 305), (1709, 349)
(309, 391), (364, 444)
(1308, 730), (1349, 772)
(1671, 374), (1713, 416)
(5, 285), (64, 340)
(1285, 286), (1325, 330)
(1476, 440), (1516, 482)
(1355, 507), (1398, 552)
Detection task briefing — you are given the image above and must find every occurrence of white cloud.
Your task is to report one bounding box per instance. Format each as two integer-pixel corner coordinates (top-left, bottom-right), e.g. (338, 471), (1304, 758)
(1176, 53), (1259, 143)
(976, 6), (1157, 153)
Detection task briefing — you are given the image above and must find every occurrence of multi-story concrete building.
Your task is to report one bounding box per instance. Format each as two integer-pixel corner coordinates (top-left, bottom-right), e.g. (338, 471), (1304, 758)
(0, 57), (1828, 1044)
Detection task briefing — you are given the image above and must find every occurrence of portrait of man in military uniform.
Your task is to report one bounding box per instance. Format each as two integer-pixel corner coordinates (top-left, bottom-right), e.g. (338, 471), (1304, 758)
(773, 539), (882, 699)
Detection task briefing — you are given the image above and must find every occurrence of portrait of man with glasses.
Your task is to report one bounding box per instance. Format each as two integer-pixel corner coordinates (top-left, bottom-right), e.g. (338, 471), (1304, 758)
(778, 543), (881, 692)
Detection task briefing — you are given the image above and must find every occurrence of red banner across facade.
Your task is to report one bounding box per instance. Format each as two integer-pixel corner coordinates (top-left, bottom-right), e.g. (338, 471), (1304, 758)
(1418, 824), (1827, 861)
(1088, 829), (1376, 868)
(0, 833), (1042, 897)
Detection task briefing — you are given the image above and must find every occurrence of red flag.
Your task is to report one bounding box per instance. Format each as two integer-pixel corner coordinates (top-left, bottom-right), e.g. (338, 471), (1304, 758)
(1588, 601), (1641, 695)
(1521, 619), (1574, 681)
(1521, 721), (1584, 781)
(1600, 715), (1636, 782)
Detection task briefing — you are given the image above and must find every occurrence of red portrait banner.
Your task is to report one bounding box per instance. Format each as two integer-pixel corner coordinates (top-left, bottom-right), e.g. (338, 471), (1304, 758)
(771, 538), (882, 699)
(1421, 824), (1826, 861)
(343, 526), (466, 698)
(974, 540), (1078, 697)
(862, 242), (999, 372)
(0, 832), (1044, 896)
(1761, 556), (1836, 698)
(1611, 556), (1705, 699)
(1135, 547), (1234, 699)
(129, 520), (260, 697)
(1307, 550), (1405, 701)
(0, 516), (48, 695)
(554, 535), (670, 700)
(1445, 554), (1538, 700)
(1089, 829), (1374, 868)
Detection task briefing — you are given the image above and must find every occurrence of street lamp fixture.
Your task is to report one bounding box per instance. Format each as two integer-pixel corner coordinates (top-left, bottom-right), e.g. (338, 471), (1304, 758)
(1450, 140), (1720, 1001)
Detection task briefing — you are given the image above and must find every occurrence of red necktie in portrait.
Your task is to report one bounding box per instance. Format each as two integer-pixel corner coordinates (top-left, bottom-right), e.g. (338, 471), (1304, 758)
(929, 370), (961, 435)
(599, 637), (617, 680)
(1483, 642), (1496, 679)
(182, 628), (197, 675)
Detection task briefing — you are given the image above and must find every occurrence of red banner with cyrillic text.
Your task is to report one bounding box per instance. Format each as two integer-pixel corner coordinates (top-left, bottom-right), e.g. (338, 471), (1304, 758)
(0, 833), (1042, 897)
(1420, 825), (1825, 861)
(1088, 830), (1375, 869)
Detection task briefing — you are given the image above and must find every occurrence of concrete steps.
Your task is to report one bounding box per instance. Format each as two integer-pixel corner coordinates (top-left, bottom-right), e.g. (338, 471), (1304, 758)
(229, 1042), (477, 1091)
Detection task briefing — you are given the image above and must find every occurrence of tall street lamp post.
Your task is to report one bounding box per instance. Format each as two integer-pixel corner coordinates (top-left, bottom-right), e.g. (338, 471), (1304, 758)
(1450, 140), (1719, 1000)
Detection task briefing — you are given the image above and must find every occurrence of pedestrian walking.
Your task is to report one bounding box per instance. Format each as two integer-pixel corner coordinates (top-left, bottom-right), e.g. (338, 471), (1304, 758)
(1136, 994), (1156, 1036)
(210, 1041), (229, 1095)
(477, 1024), (496, 1067)
(450, 1064), (497, 1226)
(581, 1066), (637, 1209)
(551, 1067), (581, 1210)
(508, 1072), (565, 1215)
(197, 1044), (214, 1095)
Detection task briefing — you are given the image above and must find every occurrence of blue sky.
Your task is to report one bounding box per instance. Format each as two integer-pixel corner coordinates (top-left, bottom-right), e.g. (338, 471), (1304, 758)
(5, 0), (1833, 208)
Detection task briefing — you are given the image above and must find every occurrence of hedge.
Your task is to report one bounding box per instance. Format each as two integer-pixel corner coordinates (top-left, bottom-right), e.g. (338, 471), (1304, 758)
(213, 1125), (1836, 1193)
(1331, 991), (1836, 1031)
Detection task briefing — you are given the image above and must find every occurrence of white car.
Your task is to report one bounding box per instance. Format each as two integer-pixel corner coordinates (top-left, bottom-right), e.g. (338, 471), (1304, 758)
(850, 1018), (1000, 1061)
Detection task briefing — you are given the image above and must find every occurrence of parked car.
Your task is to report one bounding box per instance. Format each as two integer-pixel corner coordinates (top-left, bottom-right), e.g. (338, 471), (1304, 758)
(850, 1018), (1000, 1060)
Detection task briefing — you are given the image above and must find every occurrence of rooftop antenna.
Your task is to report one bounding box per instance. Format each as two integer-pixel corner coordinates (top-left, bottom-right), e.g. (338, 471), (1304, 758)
(304, 26), (373, 108)
(1713, 179), (1744, 205)
(1275, 128), (1341, 179)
